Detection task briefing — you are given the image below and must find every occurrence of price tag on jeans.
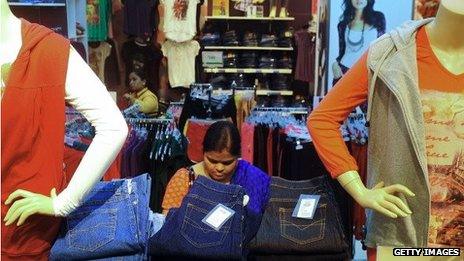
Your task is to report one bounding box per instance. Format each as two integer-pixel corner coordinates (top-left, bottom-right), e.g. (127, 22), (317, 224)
(292, 195), (320, 219)
(202, 204), (235, 231)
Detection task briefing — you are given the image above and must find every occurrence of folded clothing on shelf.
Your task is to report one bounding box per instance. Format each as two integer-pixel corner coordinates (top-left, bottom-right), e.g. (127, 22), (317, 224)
(259, 55), (277, 68)
(259, 34), (277, 47)
(223, 30), (240, 46)
(201, 32), (221, 46)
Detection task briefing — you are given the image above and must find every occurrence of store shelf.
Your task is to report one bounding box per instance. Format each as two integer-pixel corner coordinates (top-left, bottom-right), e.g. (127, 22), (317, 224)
(8, 2), (65, 7)
(204, 46), (293, 51)
(204, 68), (292, 74)
(206, 16), (295, 21)
(256, 90), (293, 96)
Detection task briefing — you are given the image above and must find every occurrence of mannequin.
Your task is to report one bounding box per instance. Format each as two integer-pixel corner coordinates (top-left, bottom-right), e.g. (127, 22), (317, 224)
(337, 0), (464, 219)
(308, 0), (464, 257)
(1, 1), (128, 259)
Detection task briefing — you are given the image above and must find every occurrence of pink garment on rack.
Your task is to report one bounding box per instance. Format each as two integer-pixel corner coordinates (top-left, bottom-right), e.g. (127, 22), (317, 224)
(241, 122), (254, 163)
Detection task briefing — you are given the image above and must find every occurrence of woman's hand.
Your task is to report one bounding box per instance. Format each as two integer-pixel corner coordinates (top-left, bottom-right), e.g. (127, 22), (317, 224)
(338, 171), (415, 219)
(123, 93), (134, 100)
(3, 188), (57, 226)
(332, 61), (344, 79)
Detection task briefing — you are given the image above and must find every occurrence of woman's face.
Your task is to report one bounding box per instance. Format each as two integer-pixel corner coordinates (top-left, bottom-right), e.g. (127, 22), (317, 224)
(129, 72), (146, 92)
(203, 149), (238, 183)
(351, 0), (368, 10)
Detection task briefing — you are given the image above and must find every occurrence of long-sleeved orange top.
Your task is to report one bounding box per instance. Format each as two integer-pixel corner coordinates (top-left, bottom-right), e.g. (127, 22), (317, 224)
(307, 26), (464, 248)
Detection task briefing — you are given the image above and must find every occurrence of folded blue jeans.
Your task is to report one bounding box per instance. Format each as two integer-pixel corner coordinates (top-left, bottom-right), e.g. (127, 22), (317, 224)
(50, 174), (152, 260)
(149, 176), (246, 260)
(249, 176), (349, 255)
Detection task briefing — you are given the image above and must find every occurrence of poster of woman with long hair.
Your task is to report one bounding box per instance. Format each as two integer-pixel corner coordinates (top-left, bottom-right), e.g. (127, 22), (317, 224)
(327, 0), (414, 89)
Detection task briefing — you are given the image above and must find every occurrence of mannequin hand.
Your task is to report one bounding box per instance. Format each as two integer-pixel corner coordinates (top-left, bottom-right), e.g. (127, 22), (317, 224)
(332, 61), (343, 79)
(337, 171), (415, 219)
(356, 181), (415, 218)
(3, 188), (57, 226)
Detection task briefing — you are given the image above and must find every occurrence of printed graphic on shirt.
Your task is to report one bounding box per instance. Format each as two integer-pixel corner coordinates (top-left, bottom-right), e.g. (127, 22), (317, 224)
(173, 0), (189, 20)
(87, 0), (100, 25)
(422, 90), (464, 247)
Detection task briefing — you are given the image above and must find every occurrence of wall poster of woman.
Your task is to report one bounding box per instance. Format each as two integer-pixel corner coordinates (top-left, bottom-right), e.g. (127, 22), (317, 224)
(327, 0), (414, 90)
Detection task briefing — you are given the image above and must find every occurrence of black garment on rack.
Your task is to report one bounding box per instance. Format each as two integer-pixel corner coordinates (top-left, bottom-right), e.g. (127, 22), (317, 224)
(121, 39), (163, 90)
(104, 38), (121, 88)
(253, 124), (269, 173)
(123, 0), (157, 37)
(178, 91), (237, 132)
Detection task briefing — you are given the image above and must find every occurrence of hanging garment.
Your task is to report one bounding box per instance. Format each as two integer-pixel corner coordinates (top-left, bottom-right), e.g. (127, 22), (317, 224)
(89, 41), (112, 82)
(161, 0), (200, 42)
(1, 20), (69, 260)
(121, 39), (163, 90)
(123, 0), (157, 37)
(161, 40), (200, 88)
(87, 0), (111, 41)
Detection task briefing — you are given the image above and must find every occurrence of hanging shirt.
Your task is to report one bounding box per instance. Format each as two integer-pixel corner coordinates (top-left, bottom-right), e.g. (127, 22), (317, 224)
(295, 30), (315, 83)
(161, 0), (200, 42)
(87, 0), (111, 41)
(89, 41), (112, 82)
(121, 39), (163, 90)
(161, 40), (199, 88)
(307, 26), (464, 248)
(123, 0), (157, 37)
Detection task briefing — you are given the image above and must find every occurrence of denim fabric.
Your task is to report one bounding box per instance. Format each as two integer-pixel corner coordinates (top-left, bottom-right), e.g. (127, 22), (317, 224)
(249, 176), (349, 255)
(149, 176), (246, 260)
(50, 174), (152, 260)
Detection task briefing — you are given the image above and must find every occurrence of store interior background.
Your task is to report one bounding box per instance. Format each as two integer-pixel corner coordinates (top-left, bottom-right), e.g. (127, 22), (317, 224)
(7, 0), (441, 260)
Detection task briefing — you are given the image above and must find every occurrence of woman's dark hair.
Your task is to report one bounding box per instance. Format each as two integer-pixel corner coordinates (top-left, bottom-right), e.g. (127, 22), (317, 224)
(203, 121), (241, 157)
(130, 68), (148, 82)
(336, 0), (386, 62)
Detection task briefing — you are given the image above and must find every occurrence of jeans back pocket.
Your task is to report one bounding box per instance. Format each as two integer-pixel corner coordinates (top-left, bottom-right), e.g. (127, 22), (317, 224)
(67, 208), (117, 252)
(279, 203), (327, 245)
(180, 203), (230, 248)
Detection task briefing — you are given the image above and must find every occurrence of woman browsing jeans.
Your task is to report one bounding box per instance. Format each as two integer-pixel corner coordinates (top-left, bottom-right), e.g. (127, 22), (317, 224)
(162, 121), (271, 243)
(332, 0), (385, 85)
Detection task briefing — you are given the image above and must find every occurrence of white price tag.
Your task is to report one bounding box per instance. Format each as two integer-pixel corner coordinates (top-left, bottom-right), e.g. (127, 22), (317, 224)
(292, 195), (320, 219)
(202, 204), (235, 231)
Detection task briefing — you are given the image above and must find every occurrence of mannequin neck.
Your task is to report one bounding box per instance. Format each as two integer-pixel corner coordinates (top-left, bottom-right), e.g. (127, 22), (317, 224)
(426, 0), (464, 51)
(0, 0), (22, 64)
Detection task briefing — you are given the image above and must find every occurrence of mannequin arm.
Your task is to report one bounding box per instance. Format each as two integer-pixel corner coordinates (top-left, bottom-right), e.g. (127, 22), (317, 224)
(4, 47), (128, 226)
(337, 171), (415, 218)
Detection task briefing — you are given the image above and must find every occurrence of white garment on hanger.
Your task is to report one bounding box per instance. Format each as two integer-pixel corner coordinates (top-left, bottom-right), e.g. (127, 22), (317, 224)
(162, 40), (200, 88)
(161, 0), (200, 43)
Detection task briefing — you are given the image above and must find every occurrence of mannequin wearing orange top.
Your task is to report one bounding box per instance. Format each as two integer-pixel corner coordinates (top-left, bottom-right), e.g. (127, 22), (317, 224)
(1, 0), (128, 259)
(308, 0), (464, 259)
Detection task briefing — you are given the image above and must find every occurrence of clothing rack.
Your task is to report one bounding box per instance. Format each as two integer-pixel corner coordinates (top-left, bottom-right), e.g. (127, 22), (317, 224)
(252, 107), (309, 115)
(126, 118), (174, 124)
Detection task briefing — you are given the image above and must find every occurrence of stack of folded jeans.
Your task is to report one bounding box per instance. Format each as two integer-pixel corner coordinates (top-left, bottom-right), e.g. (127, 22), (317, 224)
(224, 52), (238, 68)
(240, 52), (258, 68)
(259, 55), (277, 68)
(260, 34), (277, 47)
(270, 74), (289, 90)
(249, 176), (350, 257)
(149, 176), (247, 260)
(223, 30), (240, 46)
(278, 29), (294, 47)
(278, 56), (293, 69)
(50, 174), (153, 260)
(201, 32), (221, 46)
(243, 32), (259, 46)
(270, 96), (288, 107)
